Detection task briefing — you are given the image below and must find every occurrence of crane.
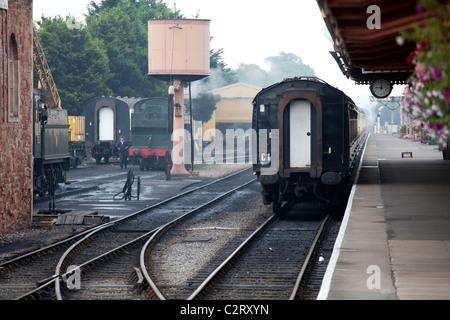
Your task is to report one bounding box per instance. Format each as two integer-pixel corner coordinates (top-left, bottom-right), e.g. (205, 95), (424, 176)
(32, 26), (61, 109)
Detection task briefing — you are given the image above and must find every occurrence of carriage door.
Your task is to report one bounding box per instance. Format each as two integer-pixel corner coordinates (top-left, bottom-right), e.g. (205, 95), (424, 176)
(98, 107), (114, 141)
(289, 100), (311, 168)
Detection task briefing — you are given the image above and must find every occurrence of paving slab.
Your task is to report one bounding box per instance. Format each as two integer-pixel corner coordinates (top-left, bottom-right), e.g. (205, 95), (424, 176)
(319, 133), (450, 300)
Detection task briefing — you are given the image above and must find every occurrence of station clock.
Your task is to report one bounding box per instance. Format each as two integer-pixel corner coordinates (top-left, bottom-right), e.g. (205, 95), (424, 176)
(370, 78), (393, 99)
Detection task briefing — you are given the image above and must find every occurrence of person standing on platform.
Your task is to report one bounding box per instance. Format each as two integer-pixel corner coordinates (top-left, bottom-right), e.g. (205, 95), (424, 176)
(117, 136), (129, 169)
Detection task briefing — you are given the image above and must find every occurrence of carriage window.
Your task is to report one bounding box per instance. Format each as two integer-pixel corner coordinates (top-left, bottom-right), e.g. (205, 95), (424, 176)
(9, 34), (20, 121)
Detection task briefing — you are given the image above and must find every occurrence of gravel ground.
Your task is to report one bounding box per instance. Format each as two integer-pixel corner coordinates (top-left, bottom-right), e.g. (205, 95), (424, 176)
(194, 164), (251, 178)
(0, 225), (90, 263)
(148, 183), (272, 298)
(0, 163), (253, 263)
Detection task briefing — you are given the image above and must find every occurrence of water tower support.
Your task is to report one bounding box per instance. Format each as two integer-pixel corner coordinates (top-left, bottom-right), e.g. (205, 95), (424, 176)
(170, 79), (190, 176)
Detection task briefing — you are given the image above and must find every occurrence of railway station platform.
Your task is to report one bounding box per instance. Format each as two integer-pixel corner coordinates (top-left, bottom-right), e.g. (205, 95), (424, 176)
(318, 133), (450, 300)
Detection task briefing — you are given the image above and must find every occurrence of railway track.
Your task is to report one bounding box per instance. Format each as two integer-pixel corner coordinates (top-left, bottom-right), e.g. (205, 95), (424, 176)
(0, 168), (254, 300)
(55, 177), (257, 300)
(191, 214), (331, 300)
(141, 200), (334, 300)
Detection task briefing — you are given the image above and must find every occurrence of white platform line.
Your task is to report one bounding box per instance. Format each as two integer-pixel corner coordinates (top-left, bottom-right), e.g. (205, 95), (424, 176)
(316, 133), (371, 300)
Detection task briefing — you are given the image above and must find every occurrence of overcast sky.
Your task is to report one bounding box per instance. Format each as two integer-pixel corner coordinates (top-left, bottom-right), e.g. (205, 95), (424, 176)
(33, 0), (404, 105)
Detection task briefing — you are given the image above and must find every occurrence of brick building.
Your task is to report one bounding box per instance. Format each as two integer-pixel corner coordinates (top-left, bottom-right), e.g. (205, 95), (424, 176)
(0, 0), (34, 234)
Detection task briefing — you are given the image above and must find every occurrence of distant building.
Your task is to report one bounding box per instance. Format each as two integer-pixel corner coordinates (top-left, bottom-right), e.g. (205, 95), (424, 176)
(0, 0), (34, 234)
(207, 82), (262, 139)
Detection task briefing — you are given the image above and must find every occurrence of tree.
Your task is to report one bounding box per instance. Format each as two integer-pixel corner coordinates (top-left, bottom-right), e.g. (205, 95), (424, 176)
(235, 52), (315, 88)
(35, 17), (113, 115)
(265, 52), (315, 84)
(86, 0), (173, 98)
(236, 52), (315, 87)
(35, 0), (234, 120)
(235, 63), (268, 87)
(188, 92), (220, 123)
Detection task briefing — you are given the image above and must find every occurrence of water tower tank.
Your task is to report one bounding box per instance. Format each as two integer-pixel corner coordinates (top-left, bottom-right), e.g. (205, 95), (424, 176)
(148, 19), (210, 82)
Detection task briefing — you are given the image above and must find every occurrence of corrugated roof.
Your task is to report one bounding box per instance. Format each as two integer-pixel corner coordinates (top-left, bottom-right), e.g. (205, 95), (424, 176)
(317, 0), (433, 84)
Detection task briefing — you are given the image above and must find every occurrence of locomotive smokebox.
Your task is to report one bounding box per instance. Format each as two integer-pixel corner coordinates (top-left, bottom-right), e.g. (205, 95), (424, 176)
(148, 19), (210, 82)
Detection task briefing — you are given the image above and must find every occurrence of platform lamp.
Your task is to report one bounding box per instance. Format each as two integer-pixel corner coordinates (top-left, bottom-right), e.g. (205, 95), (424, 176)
(148, 19), (210, 176)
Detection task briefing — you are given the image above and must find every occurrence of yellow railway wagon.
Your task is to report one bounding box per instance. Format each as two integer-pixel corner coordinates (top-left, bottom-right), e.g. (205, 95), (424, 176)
(68, 116), (85, 142)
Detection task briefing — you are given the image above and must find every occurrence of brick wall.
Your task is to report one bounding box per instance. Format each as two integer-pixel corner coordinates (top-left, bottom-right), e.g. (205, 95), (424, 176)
(0, 0), (33, 235)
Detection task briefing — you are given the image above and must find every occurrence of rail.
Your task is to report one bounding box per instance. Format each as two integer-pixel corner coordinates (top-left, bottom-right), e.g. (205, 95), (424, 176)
(184, 212), (330, 300)
(1, 167), (252, 300)
(140, 178), (257, 300)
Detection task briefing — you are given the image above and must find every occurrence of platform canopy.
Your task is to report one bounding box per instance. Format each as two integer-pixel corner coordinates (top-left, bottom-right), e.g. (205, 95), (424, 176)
(317, 0), (433, 85)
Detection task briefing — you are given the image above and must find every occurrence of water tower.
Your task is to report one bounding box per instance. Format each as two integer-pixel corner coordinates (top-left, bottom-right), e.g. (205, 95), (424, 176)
(148, 19), (210, 175)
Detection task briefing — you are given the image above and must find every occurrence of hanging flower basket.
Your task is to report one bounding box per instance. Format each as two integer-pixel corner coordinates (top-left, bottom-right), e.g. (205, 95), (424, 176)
(400, 0), (449, 151)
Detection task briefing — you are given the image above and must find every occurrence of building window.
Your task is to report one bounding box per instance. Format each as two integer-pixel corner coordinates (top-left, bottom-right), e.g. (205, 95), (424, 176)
(8, 34), (20, 121)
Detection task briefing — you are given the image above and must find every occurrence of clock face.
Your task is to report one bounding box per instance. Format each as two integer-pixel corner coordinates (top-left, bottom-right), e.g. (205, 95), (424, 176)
(370, 79), (392, 98)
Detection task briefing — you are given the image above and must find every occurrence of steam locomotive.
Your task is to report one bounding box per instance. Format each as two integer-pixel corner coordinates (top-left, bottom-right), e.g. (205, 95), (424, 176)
(129, 97), (171, 171)
(33, 91), (71, 196)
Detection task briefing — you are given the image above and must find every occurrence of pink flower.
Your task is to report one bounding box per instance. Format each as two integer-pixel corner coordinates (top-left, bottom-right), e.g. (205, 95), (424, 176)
(415, 62), (426, 77)
(416, 3), (424, 14)
(404, 86), (411, 97)
(445, 89), (450, 105)
(434, 122), (445, 131)
(432, 68), (441, 81)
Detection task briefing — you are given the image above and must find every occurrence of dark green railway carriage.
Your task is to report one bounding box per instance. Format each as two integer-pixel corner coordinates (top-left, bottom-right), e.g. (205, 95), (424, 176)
(84, 97), (131, 164)
(252, 77), (366, 215)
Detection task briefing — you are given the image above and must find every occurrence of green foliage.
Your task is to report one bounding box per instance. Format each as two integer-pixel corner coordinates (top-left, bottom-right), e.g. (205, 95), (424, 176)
(34, 0), (175, 115)
(265, 52), (315, 83)
(35, 17), (113, 115)
(85, 0), (173, 98)
(189, 92), (220, 123)
(36, 1), (314, 123)
(209, 47), (237, 85)
(35, 0), (235, 124)
(235, 63), (268, 88)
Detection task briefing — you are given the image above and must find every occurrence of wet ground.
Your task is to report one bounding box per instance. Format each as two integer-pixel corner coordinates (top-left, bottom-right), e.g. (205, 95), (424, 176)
(1, 160), (251, 262)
